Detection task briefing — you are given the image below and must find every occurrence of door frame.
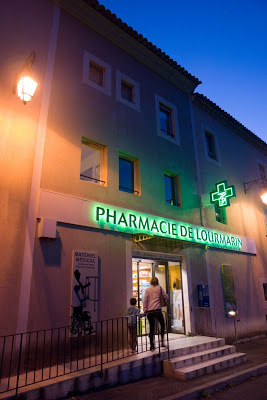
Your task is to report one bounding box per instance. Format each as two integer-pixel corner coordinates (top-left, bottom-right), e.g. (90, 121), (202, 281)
(132, 253), (186, 334)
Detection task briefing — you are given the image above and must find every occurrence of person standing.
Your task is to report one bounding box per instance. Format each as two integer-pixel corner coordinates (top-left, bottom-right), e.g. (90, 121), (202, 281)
(125, 297), (140, 354)
(143, 277), (168, 351)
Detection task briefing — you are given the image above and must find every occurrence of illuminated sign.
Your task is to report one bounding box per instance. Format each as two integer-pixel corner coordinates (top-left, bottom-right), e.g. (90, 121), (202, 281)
(93, 204), (245, 252)
(38, 190), (257, 255)
(210, 181), (236, 208)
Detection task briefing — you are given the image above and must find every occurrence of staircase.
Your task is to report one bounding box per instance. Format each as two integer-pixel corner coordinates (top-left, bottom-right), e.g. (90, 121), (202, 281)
(163, 338), (247, 380)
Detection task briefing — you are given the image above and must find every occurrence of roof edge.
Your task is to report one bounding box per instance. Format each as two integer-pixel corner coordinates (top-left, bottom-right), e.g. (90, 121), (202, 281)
(192, 93), (267, 153)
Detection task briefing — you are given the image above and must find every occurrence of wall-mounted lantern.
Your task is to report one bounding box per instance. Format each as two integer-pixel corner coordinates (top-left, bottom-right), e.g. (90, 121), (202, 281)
(243, 179), (267, 205)
(14, 51), (38, 104)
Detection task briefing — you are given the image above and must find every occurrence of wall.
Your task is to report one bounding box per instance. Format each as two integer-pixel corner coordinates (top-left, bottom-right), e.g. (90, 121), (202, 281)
(192, 102), (267, 337)
(0, 0), (55, 335)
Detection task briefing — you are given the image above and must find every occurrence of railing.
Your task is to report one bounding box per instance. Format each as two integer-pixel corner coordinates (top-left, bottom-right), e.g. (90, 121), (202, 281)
(0, 312), (169, 397)
(193, 306), (240, 351)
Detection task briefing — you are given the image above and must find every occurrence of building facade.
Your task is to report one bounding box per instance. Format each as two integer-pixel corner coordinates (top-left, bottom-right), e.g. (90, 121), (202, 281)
(0, 0), (266, 340)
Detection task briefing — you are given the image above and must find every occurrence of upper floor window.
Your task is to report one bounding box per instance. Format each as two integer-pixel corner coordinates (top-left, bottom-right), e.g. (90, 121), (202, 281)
(119, 153), (140, 195)
(89, 61), (104, 86)
(203, 128), (221, 166)
(215, 203), (227, 224)
(116, 71), (140, 111)
(155, 95), (179, 145)
(160, 103), (173, 137)
(164, 172), (180, 207)
(80, 138), (106, 185)
(205, 130), (217, 160)
(258, 162), (266, 182)
(83, 50), (111, 96)
(263, 283), (267, 302)
(121, 80), (134, 103)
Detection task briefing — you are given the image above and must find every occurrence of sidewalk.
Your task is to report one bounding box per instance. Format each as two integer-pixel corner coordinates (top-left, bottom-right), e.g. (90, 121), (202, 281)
(72, 336), (267, 400)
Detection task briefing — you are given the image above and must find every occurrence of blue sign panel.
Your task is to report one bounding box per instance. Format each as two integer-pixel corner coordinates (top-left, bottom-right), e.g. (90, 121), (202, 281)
(198, 284), (210, 308)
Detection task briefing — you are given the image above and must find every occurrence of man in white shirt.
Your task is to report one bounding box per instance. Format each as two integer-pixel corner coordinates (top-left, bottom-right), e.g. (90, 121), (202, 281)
(143, 277), (168, 350)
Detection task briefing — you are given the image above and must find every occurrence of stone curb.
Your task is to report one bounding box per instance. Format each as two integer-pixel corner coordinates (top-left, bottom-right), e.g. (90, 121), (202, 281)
(160, 362), (267, 400)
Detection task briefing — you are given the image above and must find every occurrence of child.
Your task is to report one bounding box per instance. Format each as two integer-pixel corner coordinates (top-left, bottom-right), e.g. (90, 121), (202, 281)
(125, 298), (140, 354)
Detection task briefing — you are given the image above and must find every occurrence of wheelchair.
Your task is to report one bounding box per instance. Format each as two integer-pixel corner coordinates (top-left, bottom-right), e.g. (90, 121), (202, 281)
(70, 306), (95, 335)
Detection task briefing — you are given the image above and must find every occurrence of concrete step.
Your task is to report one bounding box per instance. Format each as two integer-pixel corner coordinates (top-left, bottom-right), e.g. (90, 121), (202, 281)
(165, 345), (236, 371)
(173, 352), (247, 380)
(169, 337), (225, 359)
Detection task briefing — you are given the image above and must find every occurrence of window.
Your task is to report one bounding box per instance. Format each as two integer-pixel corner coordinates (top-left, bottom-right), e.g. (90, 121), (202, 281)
(262, 209), (267, 236)
(116, 71), (140, 111)
(89, 61), (104, 86)
(160, 103), (173, 137)
(258, 162), (266, 182)
(205, 130), (217, 160)
(155, 95), (179, 145)
(121, 80), (133, 103)
(80, 139), (106, 185)
(215, 204), (227, 224)
(119, 154), (140, 195)
(83, 51), (111, 96)
(164, 173), (180, 207)
(263, 284), (267, 302)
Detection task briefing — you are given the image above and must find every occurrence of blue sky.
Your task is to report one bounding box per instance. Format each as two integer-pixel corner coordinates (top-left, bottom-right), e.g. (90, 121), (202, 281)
(100, 0), (267, 143)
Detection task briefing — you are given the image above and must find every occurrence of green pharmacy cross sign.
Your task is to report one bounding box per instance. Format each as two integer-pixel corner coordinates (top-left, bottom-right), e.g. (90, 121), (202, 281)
(210, 181), (236, 208)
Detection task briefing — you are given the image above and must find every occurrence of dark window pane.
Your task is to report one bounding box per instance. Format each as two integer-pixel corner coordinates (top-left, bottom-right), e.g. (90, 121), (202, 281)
(121, 81), (133, 102)
(89, 62), (104, 86)
(119, 158), (134, 193)
(215, 204), (227, 224)
(164, 175), (178, 206)
(205, 132), (217, 160)
(263, 284), (267, 302)
(160, 104), (173, 136)
(259, 163), (266, 181)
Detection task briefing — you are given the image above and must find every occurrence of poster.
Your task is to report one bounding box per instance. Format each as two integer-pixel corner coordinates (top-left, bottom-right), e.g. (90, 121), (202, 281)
(71, 251), (98, 335)
(221, 265), (237, 314)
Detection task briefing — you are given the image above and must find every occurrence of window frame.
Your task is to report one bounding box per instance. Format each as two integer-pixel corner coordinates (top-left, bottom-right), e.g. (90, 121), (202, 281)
(116, 71), (140, 111)
(259, 278), (267, 310)
(155, 95), (179, 145)
(118, 153), (140, 195)
(258, 161), (267, 182)
(163, 171), (181, 208)
(263, 283), (267, 302)
(80, 138), (107, 186)
(202, 125), (221, 166)
(214, 203), (227, 224)
(82, 50), (111, 96)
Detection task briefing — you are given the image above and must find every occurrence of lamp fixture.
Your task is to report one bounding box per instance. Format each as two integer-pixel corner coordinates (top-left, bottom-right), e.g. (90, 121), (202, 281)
(243, 178), (267, 205)
(13, 51), (38, 104)
(228, 310), (236, 317)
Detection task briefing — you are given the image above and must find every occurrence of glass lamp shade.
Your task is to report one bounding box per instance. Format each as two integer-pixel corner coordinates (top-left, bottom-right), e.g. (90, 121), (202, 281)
(17, 74), (38, 103)
(228, 311), (236, 317)
(261, 192), (267, 205)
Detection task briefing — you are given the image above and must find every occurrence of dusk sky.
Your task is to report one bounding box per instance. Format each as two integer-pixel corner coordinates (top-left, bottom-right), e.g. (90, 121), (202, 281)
(100, 0), (267, 143)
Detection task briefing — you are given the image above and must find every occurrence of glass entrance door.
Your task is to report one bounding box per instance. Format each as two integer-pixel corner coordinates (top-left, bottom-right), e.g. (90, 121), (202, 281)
(168, 262), (184, 333)
(132, 259), (185, 334)
(132, 260), (152, 312)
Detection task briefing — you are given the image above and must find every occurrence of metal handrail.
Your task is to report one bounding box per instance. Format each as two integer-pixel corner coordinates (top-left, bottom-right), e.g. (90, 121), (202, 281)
(80, 174), (105, 184)
(0, 313), (170, 397)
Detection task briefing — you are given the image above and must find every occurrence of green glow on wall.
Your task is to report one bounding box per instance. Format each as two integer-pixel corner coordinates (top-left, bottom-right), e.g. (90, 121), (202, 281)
(210, 181), (236, 208)
(91, 203), (243, 252)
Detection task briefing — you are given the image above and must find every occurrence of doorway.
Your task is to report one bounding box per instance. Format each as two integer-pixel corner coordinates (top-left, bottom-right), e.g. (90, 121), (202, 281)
(132, 258), (185, 334)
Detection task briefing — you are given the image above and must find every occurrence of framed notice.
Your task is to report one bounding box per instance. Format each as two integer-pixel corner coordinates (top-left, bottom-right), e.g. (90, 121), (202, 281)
(71, 250), (99, 324)
(221, 265), (237, 314)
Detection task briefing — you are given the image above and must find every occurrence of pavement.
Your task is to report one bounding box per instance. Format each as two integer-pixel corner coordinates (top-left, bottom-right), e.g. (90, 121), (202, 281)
(72, 335), (267, 400)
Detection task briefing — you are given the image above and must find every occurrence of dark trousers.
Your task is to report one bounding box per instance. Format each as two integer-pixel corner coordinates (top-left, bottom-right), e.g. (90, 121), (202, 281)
(147, 310), (165, 347)
(128, 325), (137, 350)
